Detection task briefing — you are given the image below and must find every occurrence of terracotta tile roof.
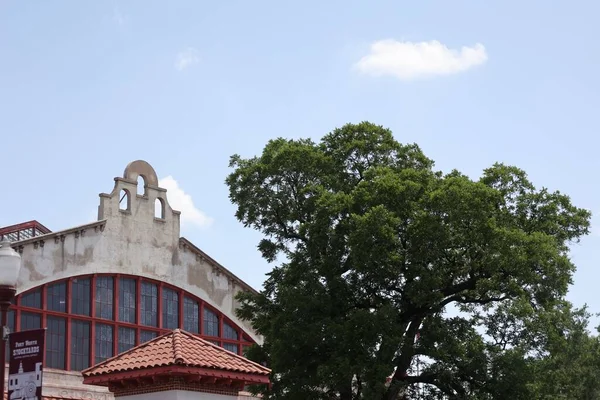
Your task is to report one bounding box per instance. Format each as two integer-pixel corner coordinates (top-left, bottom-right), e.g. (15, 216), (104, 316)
(83, 329), (270, 379)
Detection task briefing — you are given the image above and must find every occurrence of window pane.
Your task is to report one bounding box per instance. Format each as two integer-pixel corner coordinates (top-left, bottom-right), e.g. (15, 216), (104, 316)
(95, 324), (113, 364)
(70, 320), (90, 371)
(183, 297), (199, 333)
(162, 288), (179, 330)
(47, 282), (67, 312)
(140, 282), (157, 327)
(71, 278), (91, 316)
(223, 321), (239, 340)
(95, 276), (114, 320)
(223, 343), (239, 354)
(21, 289), (41, 308)
(203, 308), (219, 337)
(118, 278), (136, 323)
(20, 312), (41, 331)
(118, 327), (135, 354)
(46, 316), (66, 369)
(140, 330), (157, 344)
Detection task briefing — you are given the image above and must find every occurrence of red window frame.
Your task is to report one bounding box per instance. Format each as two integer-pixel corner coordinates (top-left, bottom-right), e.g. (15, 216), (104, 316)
(9, 274), (255, 371)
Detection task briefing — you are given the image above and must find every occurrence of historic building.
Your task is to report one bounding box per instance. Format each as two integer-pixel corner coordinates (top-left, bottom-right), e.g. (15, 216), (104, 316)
(1, 160), (262, 399)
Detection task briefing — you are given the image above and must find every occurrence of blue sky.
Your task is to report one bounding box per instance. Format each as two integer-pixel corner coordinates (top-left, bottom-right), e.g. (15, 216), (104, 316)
(2, 1), (600, 320)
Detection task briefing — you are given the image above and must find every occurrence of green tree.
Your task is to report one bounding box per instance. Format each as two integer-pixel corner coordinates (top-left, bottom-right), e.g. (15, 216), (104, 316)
(226, 122), (591, 399)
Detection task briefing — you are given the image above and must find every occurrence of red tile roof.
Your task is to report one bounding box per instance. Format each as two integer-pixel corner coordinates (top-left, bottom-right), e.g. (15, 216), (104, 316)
(82, 329), (270, 383)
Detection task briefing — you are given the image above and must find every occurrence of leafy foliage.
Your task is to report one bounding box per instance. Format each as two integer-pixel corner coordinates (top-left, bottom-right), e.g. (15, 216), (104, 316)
(226, 122), (591, 399)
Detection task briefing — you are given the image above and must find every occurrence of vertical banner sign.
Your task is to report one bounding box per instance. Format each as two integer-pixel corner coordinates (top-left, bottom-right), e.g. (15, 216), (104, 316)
(8, 328), (46, 400)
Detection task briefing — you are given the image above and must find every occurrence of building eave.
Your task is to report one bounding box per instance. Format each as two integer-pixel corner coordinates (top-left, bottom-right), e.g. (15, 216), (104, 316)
(9, 220), (107, 249)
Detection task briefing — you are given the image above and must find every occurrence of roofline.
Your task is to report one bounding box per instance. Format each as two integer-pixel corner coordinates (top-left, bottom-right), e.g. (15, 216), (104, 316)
(179, 237), (259, 295)
(8, 220), (107, 248)
(83, 329), (270, 377)
(83, 365), (271, 386)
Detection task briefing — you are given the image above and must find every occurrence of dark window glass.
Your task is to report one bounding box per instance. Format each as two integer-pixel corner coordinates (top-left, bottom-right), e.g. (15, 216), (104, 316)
(208, 340), (220, 346)
(203, 308), (219, 337)
(140, 330), (157, 344)
(46, 316), (66, 369)
(162, 288), (179, 329)
(223, 321), (239, 340)
(20, 312), (41, 330)
(70, 320), (90, 371)
(95, 276), (114, 320)
(5, 310), (14, 362)
(118, 327), (135, 354)
(118, 278), (136, 323)
(183, 297), (199, 333)
(21, 289), (41, 308)
(95, 324), (113, 364)
(140, 282), (157, 327)
(71, 278), (91, 316)
(47, 282), (67, 312)
(223, 342), (239, 354)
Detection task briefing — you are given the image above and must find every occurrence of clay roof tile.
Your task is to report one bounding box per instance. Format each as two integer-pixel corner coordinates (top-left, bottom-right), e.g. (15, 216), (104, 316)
(82, 329), (270, 379)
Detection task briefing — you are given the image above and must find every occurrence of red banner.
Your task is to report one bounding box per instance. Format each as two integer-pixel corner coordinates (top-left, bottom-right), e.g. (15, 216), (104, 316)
(8, 328), (46, 400)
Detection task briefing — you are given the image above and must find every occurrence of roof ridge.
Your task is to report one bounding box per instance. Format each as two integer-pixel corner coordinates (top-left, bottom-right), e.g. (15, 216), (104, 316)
(172, 329), (185, 365)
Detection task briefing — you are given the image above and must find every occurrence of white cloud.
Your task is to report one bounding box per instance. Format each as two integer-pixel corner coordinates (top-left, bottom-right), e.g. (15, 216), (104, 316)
(175, 47), (200, 71)
(354, 39), (488, 81)
(159, 176), (213, 228)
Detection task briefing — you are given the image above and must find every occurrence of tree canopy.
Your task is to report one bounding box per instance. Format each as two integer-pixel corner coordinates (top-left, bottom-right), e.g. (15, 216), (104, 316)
(225, 122), (592, 399)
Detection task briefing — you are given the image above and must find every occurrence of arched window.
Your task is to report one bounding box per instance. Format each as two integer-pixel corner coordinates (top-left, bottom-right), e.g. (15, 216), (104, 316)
(137, 175), (146, 196)
(155, 198), (165, 219)
(119, 189), (130, 211)
(8, 274), (255, 371)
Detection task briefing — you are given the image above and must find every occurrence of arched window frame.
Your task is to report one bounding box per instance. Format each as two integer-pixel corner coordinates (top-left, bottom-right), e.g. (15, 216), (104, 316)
(7, 274), (255, 371)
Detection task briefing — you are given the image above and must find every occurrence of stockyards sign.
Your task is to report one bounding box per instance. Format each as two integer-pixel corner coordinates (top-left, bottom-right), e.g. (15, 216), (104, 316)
(8, 328), (46, 400)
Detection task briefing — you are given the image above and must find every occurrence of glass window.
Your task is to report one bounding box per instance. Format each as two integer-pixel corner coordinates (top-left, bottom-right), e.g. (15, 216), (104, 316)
(20, 312), (41, 330)
(21, 289), (41, 308)
(95, 324), (113, 364)
(162, 288), (179, 329)
(95, 276), (114, 320)
(71, 278), (91, 316)
(46, 316), (66, 369)
(203, 308), (219, 337)
(140, 282), (157, 327)
(183, 297), (199, 333)
(140, 330), (157, 344)
(47, 282), (67, 312)
(118, 327), (136, 354)
(118, 278), (136, 323)
(223, 343), (239, 354)
(70, 320), (90, 371)
(223, 321), (239, 340)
